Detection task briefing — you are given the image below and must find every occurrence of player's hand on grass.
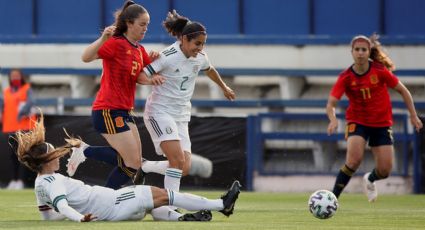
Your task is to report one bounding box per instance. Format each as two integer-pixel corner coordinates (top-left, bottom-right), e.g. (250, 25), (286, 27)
(81, 213), (97, 222)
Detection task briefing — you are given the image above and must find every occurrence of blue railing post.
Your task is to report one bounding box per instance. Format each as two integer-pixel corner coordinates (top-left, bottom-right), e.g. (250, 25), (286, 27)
(246, 115), (257, 191)
(413, 131), (421, 193)
(402, 114), (409, 176)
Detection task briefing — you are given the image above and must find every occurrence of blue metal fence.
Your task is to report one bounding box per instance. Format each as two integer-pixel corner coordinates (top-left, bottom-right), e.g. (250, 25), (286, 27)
(245, 113), (420, 192)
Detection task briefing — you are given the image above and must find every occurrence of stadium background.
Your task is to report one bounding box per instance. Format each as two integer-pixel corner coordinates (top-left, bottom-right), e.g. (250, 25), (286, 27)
(1, 0), (425, 193)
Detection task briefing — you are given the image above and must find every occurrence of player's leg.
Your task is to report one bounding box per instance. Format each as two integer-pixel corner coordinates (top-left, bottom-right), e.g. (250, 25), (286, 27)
(149, 180), (241, 217)
(128, 122), (146, 185)
(364, 126), (394, 202)
(332, 136), (366, 197)
(144, 115), (186, 192)
(67, 110), (140, 180)
(160, 140), (185, 192)
(142, 153), (212, 178)
(102, 130), (141, 189)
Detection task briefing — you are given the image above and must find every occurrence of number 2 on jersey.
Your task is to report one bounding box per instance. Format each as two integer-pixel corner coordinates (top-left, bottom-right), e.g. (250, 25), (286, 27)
(180, 76), (189, 91)
(131, 61), (140, 76)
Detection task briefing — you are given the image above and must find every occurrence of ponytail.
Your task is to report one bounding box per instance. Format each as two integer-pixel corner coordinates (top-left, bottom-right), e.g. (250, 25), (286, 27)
(163, 10), (206, 40)
(113, 0), (148, 37)
(369, 34), (396, 71)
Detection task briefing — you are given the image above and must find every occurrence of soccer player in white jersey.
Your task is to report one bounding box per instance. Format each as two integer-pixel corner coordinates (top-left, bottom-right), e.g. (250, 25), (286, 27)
(14, 113), (241, 222)
(138, 10), (236, 211)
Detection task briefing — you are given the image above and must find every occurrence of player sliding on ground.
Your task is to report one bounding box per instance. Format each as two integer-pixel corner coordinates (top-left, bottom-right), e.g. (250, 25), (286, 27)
(14, 113), (241, 222)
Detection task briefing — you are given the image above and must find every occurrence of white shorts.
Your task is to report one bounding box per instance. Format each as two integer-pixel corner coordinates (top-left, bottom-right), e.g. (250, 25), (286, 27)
(89, 185), (154, 221)
(144, 114), (191, 156)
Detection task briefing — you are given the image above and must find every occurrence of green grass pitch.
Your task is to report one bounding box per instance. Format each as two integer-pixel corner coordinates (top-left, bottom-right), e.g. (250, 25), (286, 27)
(1, 189), (425, 230)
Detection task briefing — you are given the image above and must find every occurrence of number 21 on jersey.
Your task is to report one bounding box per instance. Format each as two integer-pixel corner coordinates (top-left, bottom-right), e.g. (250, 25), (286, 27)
(131, 61), (140, 76)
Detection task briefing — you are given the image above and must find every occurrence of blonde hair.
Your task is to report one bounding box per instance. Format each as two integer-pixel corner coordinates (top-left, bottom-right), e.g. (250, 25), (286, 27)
(15, 111), (82, 172)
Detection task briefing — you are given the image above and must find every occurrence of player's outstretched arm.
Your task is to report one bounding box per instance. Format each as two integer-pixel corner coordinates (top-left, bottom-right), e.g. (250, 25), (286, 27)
(394, 82), (423, 132)
(55, 199), (94, 222)
(204, 66), (235, 101)
(39, 206), (66, 221)
(137, 72), (165, 85)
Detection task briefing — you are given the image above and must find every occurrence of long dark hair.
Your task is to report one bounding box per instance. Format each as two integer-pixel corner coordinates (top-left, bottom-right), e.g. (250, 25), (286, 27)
(163, 10), (206, 41)
(113, 0), (148, 37)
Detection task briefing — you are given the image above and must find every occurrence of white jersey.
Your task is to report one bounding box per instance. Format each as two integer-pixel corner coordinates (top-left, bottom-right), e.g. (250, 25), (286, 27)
(34, 173), (154, 221)
(143, 41), (211, 121)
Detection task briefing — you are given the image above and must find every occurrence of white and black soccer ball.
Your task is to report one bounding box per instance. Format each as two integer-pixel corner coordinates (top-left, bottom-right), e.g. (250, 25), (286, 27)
(308, 189), (338, 219)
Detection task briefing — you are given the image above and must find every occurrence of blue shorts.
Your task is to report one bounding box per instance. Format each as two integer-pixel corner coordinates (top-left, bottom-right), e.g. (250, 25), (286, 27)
(92, 109), (136, 134)
(345, 123), (393, 147)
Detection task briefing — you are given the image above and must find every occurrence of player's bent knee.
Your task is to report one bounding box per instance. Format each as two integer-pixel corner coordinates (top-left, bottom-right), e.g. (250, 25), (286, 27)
(151, 187), (169, 208)
(168, 157), (186, 170)
(377, 168), (390, 179)
(117, 156), (138, 177)
(121, 155), (141, 169)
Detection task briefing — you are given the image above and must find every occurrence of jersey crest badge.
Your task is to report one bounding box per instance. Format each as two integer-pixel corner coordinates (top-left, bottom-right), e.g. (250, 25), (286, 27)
(192, 65), (200, 73)
(115, 116), (125, 128)
(165, 126), (173, 134)
(370, 75), (379, 84)
(126, 50), (132, 55)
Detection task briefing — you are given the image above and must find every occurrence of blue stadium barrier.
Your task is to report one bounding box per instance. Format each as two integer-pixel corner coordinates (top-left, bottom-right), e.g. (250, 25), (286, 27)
(1, 67), (425, 77)
(33, 98), (425, 110)
(245, 113), (420, 192)
(1, 0), (425, 45)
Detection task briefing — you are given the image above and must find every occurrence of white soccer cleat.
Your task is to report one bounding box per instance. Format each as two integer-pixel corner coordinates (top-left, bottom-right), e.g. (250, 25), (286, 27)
(66, 142), (88, 176)
(363, 172), (378, 202)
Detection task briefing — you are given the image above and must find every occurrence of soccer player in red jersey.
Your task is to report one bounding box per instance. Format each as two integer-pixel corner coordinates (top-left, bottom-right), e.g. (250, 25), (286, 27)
(68, 1), (164, 189)
(326, 34), (423, 202)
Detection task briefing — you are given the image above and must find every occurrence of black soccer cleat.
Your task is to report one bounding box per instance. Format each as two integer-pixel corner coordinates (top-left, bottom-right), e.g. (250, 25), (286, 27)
(178, 210), (212, 221)
(219, 180), (242, 217)
(132, 168), (146, 185)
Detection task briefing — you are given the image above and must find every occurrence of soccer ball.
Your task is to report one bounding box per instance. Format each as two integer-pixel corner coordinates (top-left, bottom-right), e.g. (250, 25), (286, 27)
(308, 190), (338, 219)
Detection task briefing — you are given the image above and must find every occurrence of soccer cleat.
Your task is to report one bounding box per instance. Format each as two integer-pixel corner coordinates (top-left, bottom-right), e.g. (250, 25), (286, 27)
(66, 141), (88, 176)
(219, 180), (242, 217)
(178, 210), (212, 221)
(363, 172), (378, 202)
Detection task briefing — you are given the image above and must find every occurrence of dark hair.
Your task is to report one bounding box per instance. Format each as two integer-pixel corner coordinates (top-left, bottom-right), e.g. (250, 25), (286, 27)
(369, 34), (395, 71)
(8, 68), (26, 85)
(113, 0), (148, 37)
(163, 10), (206, 41)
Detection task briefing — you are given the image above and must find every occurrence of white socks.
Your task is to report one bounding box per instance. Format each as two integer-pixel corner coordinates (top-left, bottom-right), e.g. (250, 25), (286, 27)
(164, 168), (182, 192)
(142, 160), (169, 175)
(150, 206), (182, 221)
(168, 189), (224, 211)
(164, 168), (182, 210)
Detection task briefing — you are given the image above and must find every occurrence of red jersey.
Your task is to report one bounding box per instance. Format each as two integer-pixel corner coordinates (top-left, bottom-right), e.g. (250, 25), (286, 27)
(92, 36), (151, 110)
(330, 61), (399, 127)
